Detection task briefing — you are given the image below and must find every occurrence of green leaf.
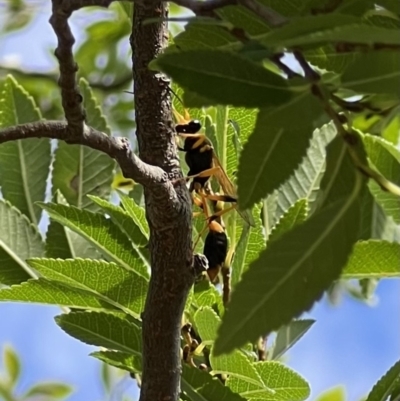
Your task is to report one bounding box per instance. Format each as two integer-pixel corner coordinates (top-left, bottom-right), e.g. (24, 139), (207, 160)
(0, 75), (50, 224)
(181, 365), (246, 401)
(28, 258), (148, 317)
(342, 240), (400, 278)
(194, 307), (220, 344)
(3, 345), (20, 388)
(0, 279), (117, 311)
(363, 134), (400, 223)
(2, 1), (35, 33)
(101, 361), (112, 393)
(377, 0), (400, 15)
(0, 199), (44, 285)
(382, 113), (400, 145)
(210, 351), (267, 389)
(305, 46), (358, 74)
(337, 0), (375, 15)
(172, 1), (304, 52)
(52, 79), (115, 211)
(262, 14), (361, 45)
(342, 52), (400, 96)
(227, 361), (310, 401)
(194, 308), (266, 389)
(363, 133), (400, 180)
(88, 195), (149, 268)
(238, 91), (323, 209)
(24, 383), (72, 399)
(90, 195), (147, 246)
(39, 203), (149, 279)
(268, 199), (308, 244)
(271, 319), (315, 360)
(263, 192), (278, 235)
(115, 1), (134, 23)
(231, 204), (264, 287)
(45, 191), (101, 259)
(192, 281), (224, 316)
(274, 122), (337, 221)
(174, 22), (238, 51)
(314, 386), (346, 401)
(214, 105), (229, 172)
(370, 180), (400, 223)
(153, 50), (292, 108)
(215, 137), (366, 354)
(366, 360), (400, 401)
(218, 5), (271, 36)
(75, 20), (131, 93)
(358, 190), (400, 242)
(91, 350), (142, 374)
(56, 311), (142, 355)
(118, 192), (149, 239)
(261, 16), (400, 48)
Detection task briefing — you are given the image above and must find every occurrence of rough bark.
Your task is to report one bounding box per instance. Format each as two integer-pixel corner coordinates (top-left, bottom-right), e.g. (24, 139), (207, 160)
(131, 3), (194, 401)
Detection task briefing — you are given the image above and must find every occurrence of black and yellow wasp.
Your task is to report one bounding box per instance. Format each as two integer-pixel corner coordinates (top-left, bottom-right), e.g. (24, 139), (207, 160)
(173, 107), (253, 283)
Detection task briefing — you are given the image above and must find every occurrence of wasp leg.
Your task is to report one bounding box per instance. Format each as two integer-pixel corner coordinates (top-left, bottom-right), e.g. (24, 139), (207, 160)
(171, 166), (220, 188)
(192, 190), (214, 250)
(222, 264), (231, 306)
(209, 204), (236, 221)
(186, 166), (221, 181)
(203, 193), (237, 203)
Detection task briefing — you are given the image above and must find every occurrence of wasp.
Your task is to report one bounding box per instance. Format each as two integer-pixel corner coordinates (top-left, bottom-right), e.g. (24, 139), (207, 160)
(173, 108), (254, 227)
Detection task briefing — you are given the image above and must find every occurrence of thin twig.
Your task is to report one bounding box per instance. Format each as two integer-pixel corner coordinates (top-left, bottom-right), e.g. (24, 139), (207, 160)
(0, 121), (167, 188)
(49, 0), (86, 137)
(293, 50), (320, 81)
(221, 265), (231, 307)
(291, 51), (400, 197)
(271, 53), (300, 79)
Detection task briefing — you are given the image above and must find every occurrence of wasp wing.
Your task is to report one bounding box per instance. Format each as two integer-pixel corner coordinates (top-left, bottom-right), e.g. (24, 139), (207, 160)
(212, 153), (255, 227)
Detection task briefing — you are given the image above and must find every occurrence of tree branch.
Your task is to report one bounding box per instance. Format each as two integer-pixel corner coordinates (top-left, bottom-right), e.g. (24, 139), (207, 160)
(49, 0), (87, 137)
(0, 121), (167, 188)
(293, 50), (400, 198)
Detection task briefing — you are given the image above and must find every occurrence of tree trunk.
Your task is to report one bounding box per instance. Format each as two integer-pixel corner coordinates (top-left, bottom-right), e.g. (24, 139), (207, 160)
(131, 3), (194, 401)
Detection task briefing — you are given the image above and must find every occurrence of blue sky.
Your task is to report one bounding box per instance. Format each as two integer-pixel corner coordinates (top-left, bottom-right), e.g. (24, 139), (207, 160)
(0, 3), (399, 401)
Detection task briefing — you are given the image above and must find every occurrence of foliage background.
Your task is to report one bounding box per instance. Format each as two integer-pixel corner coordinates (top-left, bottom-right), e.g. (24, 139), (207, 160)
(0, 1), (399, 401)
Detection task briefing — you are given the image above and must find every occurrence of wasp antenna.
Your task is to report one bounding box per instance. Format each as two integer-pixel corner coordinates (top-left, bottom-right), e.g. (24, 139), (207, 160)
(168, 86), (184, 105)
